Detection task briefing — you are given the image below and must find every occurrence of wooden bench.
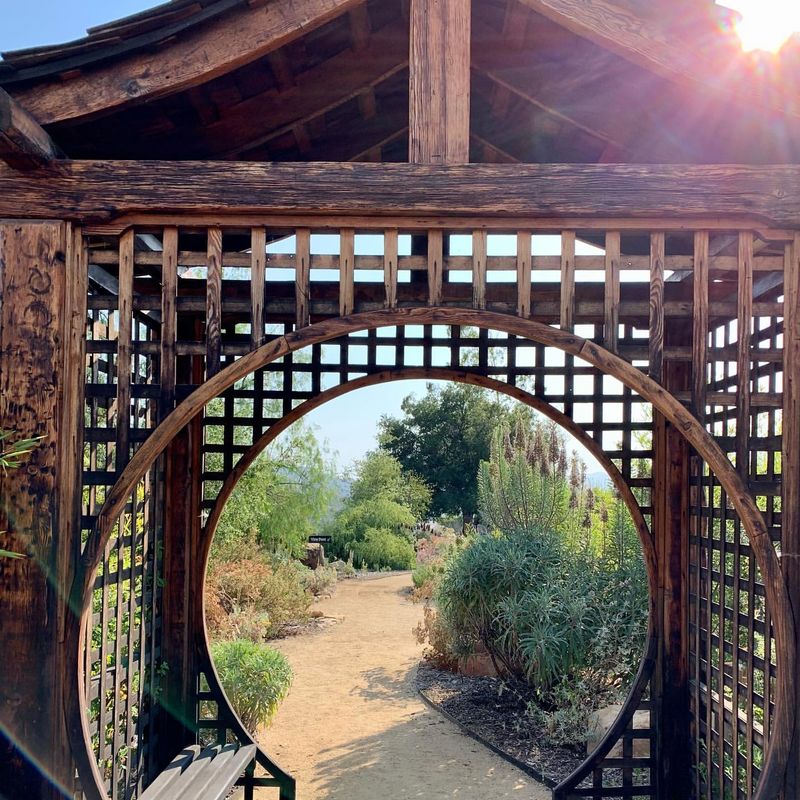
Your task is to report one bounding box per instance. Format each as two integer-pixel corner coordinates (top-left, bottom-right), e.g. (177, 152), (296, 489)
(140, 743), (257, 800)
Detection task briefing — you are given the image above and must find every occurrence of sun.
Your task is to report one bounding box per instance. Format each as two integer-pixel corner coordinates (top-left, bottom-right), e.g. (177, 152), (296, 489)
(718, 1), (800, 52)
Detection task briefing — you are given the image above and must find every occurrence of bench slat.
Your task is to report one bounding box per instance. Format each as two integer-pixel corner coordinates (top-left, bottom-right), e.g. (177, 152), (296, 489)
(140, 746), (202, 800)
(177, 743), (257, 800)
(139, 742), (257, 800)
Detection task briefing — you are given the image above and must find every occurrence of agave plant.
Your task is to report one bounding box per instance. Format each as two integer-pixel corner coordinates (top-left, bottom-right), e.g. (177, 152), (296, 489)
(0, 429), (43, 559)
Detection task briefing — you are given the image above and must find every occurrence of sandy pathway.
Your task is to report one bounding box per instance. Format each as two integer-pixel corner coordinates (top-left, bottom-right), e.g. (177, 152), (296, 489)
(261, 573), (548, 800)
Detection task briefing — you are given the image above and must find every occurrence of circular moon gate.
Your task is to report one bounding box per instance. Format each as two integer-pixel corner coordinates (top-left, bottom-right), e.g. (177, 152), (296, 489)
(197, 366), (659, 795)
(70, 308), (795, 800)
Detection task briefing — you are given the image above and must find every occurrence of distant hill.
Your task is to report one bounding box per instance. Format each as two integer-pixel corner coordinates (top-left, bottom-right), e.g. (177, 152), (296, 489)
(586, 471), (610, 489)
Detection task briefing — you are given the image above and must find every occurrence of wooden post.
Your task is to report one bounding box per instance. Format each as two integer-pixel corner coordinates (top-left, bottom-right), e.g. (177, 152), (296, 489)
(0, 221), (78, 798)
(409, 0), (471, 165)
(652, 332), (692, 798)
(159, 317), (204, 765)
(782, 236), (800, 798)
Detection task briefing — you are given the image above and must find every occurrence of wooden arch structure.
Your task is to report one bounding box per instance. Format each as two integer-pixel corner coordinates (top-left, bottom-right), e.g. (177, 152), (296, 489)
(1, 1), (800, 799)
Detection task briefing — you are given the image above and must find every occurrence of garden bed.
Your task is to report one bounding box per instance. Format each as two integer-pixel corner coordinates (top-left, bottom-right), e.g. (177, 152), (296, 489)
(416, 663), (585, 787)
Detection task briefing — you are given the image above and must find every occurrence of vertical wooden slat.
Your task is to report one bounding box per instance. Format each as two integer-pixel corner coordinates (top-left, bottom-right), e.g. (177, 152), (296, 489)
(736, 231), (753, 480)
(559, 231), (575, 331)
(295, 227), (310, 328)
(339, 228), (355, 316)
(692, 231), (709, 421)
(116, 229), (134, 471)
(604, 231), (620, 352)
(781, 235), (800, 798)
(159, 226), (178, 419)
(55, 223), (88, 793)
(409, 0), (470, 165)
(384, 229), (398, 309)
(428, 229), (443, 305)
(649, 232), (665, 382)
(206, 226), (222, 378)
(516, 231), (531, 318)
(250, 227), (266, 348)
(472, 229), (487, 310)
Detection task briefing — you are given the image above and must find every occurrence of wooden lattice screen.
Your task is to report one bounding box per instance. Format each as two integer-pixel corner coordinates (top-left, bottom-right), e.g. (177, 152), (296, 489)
(78, 222), (791, 799)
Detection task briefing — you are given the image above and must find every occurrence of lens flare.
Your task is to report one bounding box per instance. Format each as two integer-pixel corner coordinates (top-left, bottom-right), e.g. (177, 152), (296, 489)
(718, 1), (800, 52)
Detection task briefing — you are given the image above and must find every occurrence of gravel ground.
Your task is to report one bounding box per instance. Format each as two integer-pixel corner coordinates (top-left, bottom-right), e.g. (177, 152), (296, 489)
(416, 663), (585, 787)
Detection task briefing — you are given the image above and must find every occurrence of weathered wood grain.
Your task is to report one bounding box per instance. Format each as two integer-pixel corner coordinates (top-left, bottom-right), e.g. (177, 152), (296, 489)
(515, 0), (800, 121)
(604, 230), (620, 352)
(0, 221), (69, 796)
(649, 232), (665, 382)
(691, 231), (708, 421)
(8, 0), (369, 125)
(339, 228), (354, 317)
(0, 87), (62, 169)
(160, 227), (178, 418)
(206, 227), (222, 377)
(250, 227), (266, 346)
(736, 231), (753, 480)
(409, 0), (470, 165)
(783, 235), (800, 798)
(295, 227), (311, 328)
(116, 229), (134, 469)
(384, 229), (398, 309)
(472, 229), (487, 310)
(428, 230), (443, 306)
(559, 230), (575, 331)
(516, 231), (531, 318)
(4, 162), (800, 226)
(0, 88), (64, 170)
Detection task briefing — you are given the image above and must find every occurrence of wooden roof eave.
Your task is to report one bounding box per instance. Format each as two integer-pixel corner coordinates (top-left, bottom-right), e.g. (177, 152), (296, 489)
(1, 0), (370, 126)
(515, 0), (800, 122)
(0, 87), (63, 169)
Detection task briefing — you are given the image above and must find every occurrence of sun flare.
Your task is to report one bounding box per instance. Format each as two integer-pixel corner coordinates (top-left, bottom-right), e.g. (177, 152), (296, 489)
(719, 1), (800, 52)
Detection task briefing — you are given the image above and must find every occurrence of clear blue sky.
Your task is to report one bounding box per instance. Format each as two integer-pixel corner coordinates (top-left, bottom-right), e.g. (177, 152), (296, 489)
(1, 2), (159, 52)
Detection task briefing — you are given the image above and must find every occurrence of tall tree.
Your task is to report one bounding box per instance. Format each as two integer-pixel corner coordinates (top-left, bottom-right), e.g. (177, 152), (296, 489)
(214, 422), (336, 558)
(378, 383), (512, 517)
(347, 450), (431, 519)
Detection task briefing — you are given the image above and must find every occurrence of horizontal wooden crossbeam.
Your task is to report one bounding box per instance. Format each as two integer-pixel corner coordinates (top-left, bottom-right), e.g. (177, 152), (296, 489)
(2, 161), (800, 226)
(0, 88), (62, 170)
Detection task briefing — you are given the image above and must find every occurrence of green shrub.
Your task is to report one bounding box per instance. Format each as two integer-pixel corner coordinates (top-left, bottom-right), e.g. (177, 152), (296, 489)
(346, 528), (415, 570)
(302, 564), (338, 597)
(435, 530), (647, 745)
(211, 640), (293, 731)
(207, 556), (311, 640)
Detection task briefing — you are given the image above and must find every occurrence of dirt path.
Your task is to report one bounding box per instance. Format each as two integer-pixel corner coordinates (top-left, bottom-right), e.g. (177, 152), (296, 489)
(261, 573), (549, 800)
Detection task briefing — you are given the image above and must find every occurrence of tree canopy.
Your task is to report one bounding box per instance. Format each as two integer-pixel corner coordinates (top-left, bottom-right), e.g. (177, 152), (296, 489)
(378, 383), (513, 518)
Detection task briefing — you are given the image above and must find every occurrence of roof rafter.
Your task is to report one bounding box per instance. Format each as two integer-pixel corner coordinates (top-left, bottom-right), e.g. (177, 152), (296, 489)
(515, 0), (800, 120)
(8, 0), (371, 125)
(214, 24), (408, 159)
(0, 87), (62, 169)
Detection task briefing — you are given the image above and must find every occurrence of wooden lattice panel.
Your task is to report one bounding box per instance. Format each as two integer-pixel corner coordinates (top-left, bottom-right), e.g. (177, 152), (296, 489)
(78, 221), (792, 800)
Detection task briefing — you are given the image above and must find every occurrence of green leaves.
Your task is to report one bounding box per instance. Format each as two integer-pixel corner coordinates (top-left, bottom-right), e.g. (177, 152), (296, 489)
(211, 640), (293, 732)
(379, 383), (514, 517)
(0, 429), (42, 472)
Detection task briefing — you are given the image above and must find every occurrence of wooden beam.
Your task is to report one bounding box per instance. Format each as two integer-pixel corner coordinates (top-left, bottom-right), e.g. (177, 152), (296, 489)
(206, 24), (408, 159)
(514, 0), (800, 121)
(5, 161), (800, 226)
(7, 0), (369, 126)
(409, 0), (471, 165)
(0, 88), (61, 169)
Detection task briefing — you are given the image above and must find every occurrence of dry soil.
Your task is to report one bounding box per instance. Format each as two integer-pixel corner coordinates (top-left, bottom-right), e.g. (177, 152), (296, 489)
(261, 572), (548, 800)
